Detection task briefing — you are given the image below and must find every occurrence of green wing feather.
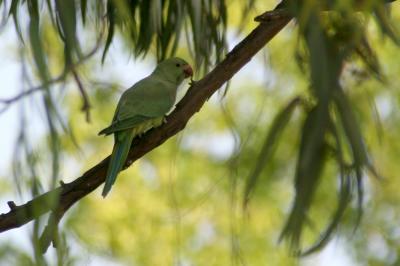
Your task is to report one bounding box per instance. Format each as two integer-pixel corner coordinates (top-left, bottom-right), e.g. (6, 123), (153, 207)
(98, 115), (150, 136)
(101, 116), (164, 197)
(102, 129), (135, 197)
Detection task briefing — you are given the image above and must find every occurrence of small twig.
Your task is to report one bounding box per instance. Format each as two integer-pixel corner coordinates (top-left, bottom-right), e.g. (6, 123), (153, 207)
(0, 26), (104, 114)
(72, 69), (91, 122)
(0, 74), (65, 105)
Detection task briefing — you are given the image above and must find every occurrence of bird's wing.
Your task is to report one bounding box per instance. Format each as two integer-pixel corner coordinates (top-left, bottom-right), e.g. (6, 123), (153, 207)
(98, 115), (150, 136)
(99, 77), (176, 135)
(115, 77), (176, 121)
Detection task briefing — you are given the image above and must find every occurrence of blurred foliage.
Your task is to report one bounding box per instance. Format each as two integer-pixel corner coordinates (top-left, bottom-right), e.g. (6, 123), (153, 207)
(0, 0), (400, 265)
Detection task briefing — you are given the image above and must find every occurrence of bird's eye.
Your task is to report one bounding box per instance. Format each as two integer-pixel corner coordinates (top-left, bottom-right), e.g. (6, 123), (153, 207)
(176, 63), (180, 67)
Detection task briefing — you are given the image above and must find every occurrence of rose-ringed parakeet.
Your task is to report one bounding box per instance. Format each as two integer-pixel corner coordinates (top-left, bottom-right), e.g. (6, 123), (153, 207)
(99, 57), (193, 197)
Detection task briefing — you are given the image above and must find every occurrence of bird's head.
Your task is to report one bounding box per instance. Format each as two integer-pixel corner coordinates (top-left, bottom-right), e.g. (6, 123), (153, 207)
(154, 57), (193, 85)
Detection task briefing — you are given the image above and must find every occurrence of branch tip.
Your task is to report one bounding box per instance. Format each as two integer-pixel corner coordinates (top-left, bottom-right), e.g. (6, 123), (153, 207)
(7, 201), (17, 210)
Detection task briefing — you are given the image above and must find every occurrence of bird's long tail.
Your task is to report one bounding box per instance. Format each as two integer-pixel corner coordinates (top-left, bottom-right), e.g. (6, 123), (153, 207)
(102, 130), (135, 197)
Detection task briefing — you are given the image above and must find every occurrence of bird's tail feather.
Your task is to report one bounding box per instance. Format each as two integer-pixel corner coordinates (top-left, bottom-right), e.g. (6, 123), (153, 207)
(102, 130), (134, 197)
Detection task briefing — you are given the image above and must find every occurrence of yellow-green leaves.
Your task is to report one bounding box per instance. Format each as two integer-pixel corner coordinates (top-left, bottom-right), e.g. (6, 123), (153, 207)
(274, 2), (395, 254)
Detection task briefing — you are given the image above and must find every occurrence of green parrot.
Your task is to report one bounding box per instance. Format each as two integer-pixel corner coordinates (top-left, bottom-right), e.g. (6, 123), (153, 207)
(99, 57), (193, 197)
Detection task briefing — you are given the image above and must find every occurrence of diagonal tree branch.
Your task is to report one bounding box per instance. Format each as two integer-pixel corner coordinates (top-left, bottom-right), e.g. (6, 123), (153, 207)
(0, 13), (292, 234)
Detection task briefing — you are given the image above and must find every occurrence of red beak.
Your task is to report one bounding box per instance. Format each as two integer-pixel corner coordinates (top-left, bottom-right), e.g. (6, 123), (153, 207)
(183, 64), (193, 78)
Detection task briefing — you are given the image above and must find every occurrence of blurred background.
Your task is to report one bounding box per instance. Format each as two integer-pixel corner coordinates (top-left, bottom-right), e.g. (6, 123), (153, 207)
(0, 0), (400, 265)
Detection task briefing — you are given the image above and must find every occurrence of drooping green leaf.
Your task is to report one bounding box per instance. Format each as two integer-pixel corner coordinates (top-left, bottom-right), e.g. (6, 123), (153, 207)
(81, 0), (87, 25)
(374, 4), (400, 46)
(55, 0), (78, 66)
(355, 36), (384, 82)
(333, 88), (375, 227)
(28, 0), (49, 83)
(243, 97), (302, 208)
(300, 118), (352, 255)
(279, 104), (329, 253)
(45, 0), (57, 29)
(334, 89), (370, 173)
(9, 0), (24, 43)
(102, 0), (115, 63)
